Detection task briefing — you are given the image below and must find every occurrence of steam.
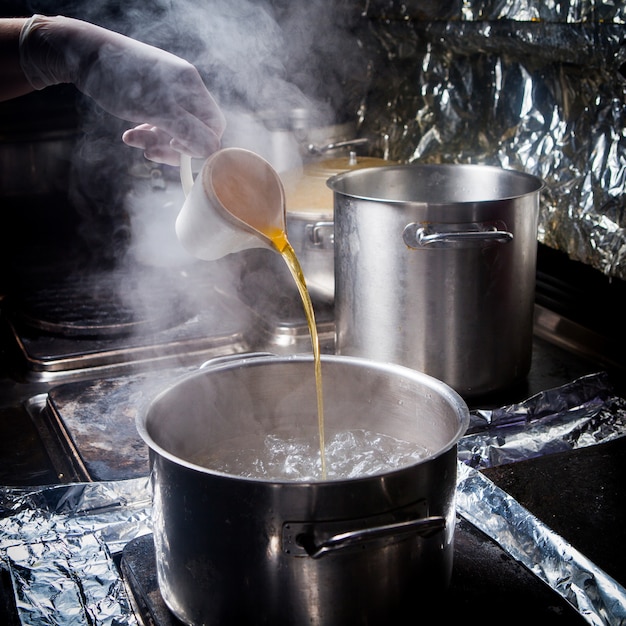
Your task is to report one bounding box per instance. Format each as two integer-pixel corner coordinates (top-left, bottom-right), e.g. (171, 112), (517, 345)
(50, 0), (365, 370)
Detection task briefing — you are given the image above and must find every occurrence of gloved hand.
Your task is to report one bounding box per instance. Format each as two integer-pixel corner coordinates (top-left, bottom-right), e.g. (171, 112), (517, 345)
(19, 14), (225, 165)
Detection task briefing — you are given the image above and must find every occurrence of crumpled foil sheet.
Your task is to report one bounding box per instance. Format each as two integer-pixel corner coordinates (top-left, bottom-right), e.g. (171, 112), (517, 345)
(456, 462), (626, 625)
(459, 371), (626, 468)
(361, 0), (626, 22)
(458, 370), (626, 625)
(356, 6), (626, 279)
(457, 0), (625, 22)
(0, 478), (151, 626)
(0, 373), (625, 624)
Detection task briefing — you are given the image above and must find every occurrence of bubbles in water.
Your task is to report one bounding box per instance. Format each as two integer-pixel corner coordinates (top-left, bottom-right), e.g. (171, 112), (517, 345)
(191, 429), (431, 481)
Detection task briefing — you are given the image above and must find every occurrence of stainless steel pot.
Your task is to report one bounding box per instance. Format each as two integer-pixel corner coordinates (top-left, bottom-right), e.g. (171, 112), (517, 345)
(284, 210), (335, 301)
(137, 353), (469, 625)
(328, 164), (544, 398)
(259, 155), (393, 302)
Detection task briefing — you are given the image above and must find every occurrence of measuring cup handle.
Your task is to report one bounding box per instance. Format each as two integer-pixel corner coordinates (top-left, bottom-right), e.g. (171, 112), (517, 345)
(180, 154), (195, 196)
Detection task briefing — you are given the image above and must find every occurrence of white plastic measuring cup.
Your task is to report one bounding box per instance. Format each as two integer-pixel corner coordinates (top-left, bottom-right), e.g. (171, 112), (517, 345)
(177, 148), (287, 261)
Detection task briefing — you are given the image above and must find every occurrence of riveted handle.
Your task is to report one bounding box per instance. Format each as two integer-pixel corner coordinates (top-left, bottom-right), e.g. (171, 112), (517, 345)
(283, 515), (446, 559)
(305, 221), (334, 248)
(403, 223), (513, 249)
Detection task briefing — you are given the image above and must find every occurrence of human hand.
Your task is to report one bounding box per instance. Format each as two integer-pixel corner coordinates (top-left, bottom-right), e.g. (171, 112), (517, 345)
(19, 15), (225, 165)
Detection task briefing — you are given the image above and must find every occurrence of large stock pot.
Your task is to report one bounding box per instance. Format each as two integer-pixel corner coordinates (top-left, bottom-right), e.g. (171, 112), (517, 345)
(137, 353), (469, 625)
(246, 154), (392, 302)
(328, 164), (544, 398)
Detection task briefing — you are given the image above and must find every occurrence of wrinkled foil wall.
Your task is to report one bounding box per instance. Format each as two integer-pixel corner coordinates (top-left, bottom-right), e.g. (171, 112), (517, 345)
(354, 0), (626, 279)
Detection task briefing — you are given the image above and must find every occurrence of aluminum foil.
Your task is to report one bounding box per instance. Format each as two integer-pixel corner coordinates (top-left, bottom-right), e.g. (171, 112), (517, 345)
(456, 462), (626, 625)
(356, 7), (626, 279)
(361, 0), (626, 22)
(456, 0), (626, 22)
(0, 478), (151, 626)
(459, 371), (626, 468)
(456, 370), (626, 624)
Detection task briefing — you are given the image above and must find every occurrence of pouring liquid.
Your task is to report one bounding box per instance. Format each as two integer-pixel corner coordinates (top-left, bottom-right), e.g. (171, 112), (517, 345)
(267, 228), (327, 479)
(216, 172), (328, 477)
(180, 152), (327, 479)
(265, 229), (326, 479)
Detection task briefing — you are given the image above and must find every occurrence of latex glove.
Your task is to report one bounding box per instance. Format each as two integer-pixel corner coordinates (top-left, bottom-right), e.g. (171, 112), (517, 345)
(19, 14), (225, 165)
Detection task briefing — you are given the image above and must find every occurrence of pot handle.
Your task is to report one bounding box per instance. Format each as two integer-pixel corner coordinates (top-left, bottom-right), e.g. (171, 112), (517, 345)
(199, 352), (276, 369)
(403, 222), (513, 249)
(307, 137), (369, 156)
(305, 221), (334, 248)
(283, 515), (446, 559)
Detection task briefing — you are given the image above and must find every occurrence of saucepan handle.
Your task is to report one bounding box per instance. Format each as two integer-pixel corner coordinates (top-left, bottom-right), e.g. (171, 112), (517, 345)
(403, 222), (513, 249)
(283, 515), (446, 559)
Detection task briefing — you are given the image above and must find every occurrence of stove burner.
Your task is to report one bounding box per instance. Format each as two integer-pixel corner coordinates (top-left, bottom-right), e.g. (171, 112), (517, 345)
(121, 535), (182, 626)
(7, 267), (191, 338)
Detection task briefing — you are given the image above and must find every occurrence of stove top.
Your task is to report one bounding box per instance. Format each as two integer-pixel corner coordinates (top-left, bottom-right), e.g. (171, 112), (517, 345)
(1, 240), (625, 624)
(16, 333), (601, 485)
(1, 255), (337, 383)
(1, 262), (253, 382)
(2, 336), (624, 625)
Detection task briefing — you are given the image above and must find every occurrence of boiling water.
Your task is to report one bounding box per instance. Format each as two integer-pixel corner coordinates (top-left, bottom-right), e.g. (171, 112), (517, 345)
(189, 429), (431, 481)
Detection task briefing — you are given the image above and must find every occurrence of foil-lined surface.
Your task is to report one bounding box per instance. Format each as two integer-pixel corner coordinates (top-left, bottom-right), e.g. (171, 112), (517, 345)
(0, 374), (625, 624)
(459, 371), (626, 468)
(456, 370), (626, 625)
(356, 6), (626, 279)
(0, 478), (151, 626)
(456, 462), (626, 625)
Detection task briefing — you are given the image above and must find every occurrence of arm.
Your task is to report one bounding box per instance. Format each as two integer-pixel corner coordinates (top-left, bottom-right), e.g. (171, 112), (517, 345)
(5, 15), (226, 165)
(0, 18), (33, 101)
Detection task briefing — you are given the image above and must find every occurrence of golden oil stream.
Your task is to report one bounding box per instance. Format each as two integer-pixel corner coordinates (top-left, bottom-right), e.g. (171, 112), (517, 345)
(267, 227), (327, 479)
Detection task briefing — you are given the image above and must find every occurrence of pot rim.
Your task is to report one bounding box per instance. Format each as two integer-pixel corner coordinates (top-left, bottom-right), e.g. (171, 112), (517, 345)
(326, 163), (545, 205)
(136, 353), (470, 485)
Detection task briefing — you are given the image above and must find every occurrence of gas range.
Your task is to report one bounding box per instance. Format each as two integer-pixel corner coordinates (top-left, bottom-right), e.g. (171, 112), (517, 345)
(0, 245), (625, 625)
(4, 363), (624, 625)
(1, 261), (252, 383)
(1, 252), (336, 385)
